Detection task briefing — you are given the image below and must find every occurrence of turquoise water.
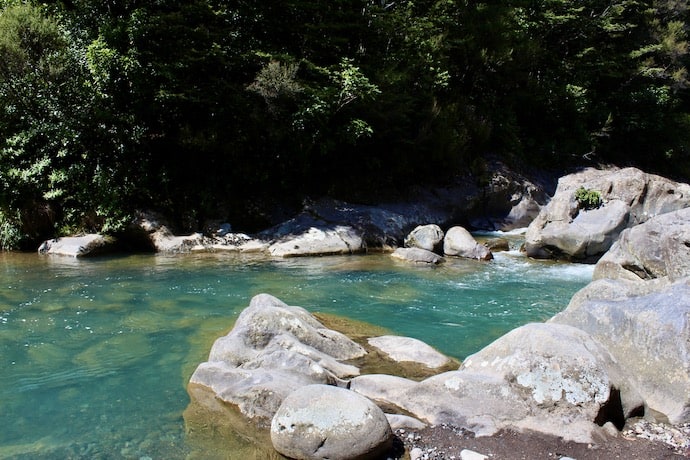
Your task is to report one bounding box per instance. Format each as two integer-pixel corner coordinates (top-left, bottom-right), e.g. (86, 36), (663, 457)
(0, 246), (593, 458)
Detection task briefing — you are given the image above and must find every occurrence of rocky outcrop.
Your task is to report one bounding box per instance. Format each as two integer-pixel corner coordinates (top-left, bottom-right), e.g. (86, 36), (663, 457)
(469, 162), (551, 231)
(38, 234), (117, 257)
(593, 207), (690, 283)
(270, 384), (393, 460)
(524, 167), (690, 261)
(443, 226), (493, 261)
(188, 294), (366, 423)
(551, 278), (690, 425)
(404, 224), (445, 252)
(391, 247), (444, 265)
(259, 198), (439, 252)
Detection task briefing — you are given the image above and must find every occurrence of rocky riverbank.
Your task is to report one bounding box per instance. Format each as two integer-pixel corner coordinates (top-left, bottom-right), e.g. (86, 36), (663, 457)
(397, 419), (690, 460)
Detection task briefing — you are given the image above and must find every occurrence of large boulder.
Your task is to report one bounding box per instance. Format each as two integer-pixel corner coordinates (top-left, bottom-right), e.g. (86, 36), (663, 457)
(188, 294), (366, 424)
(461, 323), (641, 428)
(524, 167), (690, 261)
(593, 207), (690, 283)
(551, 278), (690, 424)
(354, 323), (636, 443)
(270, 384), (393, 460)
(404, 224), (445, 252)
(443, 226), (493, 260)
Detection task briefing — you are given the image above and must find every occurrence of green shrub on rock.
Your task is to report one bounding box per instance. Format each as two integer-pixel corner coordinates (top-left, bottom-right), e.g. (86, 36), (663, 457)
(575, 187), (602, 210)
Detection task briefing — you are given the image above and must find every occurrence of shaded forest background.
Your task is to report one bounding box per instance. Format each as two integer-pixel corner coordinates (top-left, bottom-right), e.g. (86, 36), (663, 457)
(0, 0), (688, 249)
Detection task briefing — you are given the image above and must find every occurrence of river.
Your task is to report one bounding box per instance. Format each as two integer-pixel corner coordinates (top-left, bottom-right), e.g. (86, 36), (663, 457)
(0, 240), (593, 458)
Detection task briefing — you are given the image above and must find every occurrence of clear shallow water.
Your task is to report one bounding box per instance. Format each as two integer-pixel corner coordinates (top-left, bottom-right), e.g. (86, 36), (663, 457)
(0, 246), (593, 458)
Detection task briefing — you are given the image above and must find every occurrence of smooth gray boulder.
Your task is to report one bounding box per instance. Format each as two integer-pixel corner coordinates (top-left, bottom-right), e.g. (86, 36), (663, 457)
(189, 294), (366, 423)
(367, 335), (452, 369)
(391, 247), (444, 265)
(524, 167), (690, 261)
(461, 323), (640, 427)
(443, 226), (493, 260)
(593, 207), (690, 283)
(270, 384), (393, 460)
(386, 323), (637, 443)
(404, 224), (444, 252)
(38, 234), (116, 257)
(551, 278), (690, 424)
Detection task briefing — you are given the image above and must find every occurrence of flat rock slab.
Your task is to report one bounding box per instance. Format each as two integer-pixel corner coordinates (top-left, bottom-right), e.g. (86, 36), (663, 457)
(368, 335), (452, 369)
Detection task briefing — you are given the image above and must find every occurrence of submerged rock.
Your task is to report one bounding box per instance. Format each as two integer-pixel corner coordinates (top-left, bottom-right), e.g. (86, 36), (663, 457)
(270, 384), (394, 460)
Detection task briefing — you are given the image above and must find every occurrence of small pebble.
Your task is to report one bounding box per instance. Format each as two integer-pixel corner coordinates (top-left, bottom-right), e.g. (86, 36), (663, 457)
(409, 447), (424, 460)
(460, 448), (488, 460)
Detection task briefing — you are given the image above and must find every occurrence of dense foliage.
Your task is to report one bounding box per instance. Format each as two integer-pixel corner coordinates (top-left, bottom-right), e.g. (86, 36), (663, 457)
(0, 0), (688, 248)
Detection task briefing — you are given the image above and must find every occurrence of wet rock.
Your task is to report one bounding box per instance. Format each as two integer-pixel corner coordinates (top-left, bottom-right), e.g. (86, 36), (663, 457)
(483, 237), (510, 252)
(270, 384), (393, 460)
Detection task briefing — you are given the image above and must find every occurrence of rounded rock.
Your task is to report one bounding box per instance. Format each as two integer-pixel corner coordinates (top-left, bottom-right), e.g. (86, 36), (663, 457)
(270, 384), (393, 460)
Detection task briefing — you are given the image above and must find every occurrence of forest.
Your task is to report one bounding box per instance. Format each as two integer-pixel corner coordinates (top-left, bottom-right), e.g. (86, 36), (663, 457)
(0, 0), (688, 249)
